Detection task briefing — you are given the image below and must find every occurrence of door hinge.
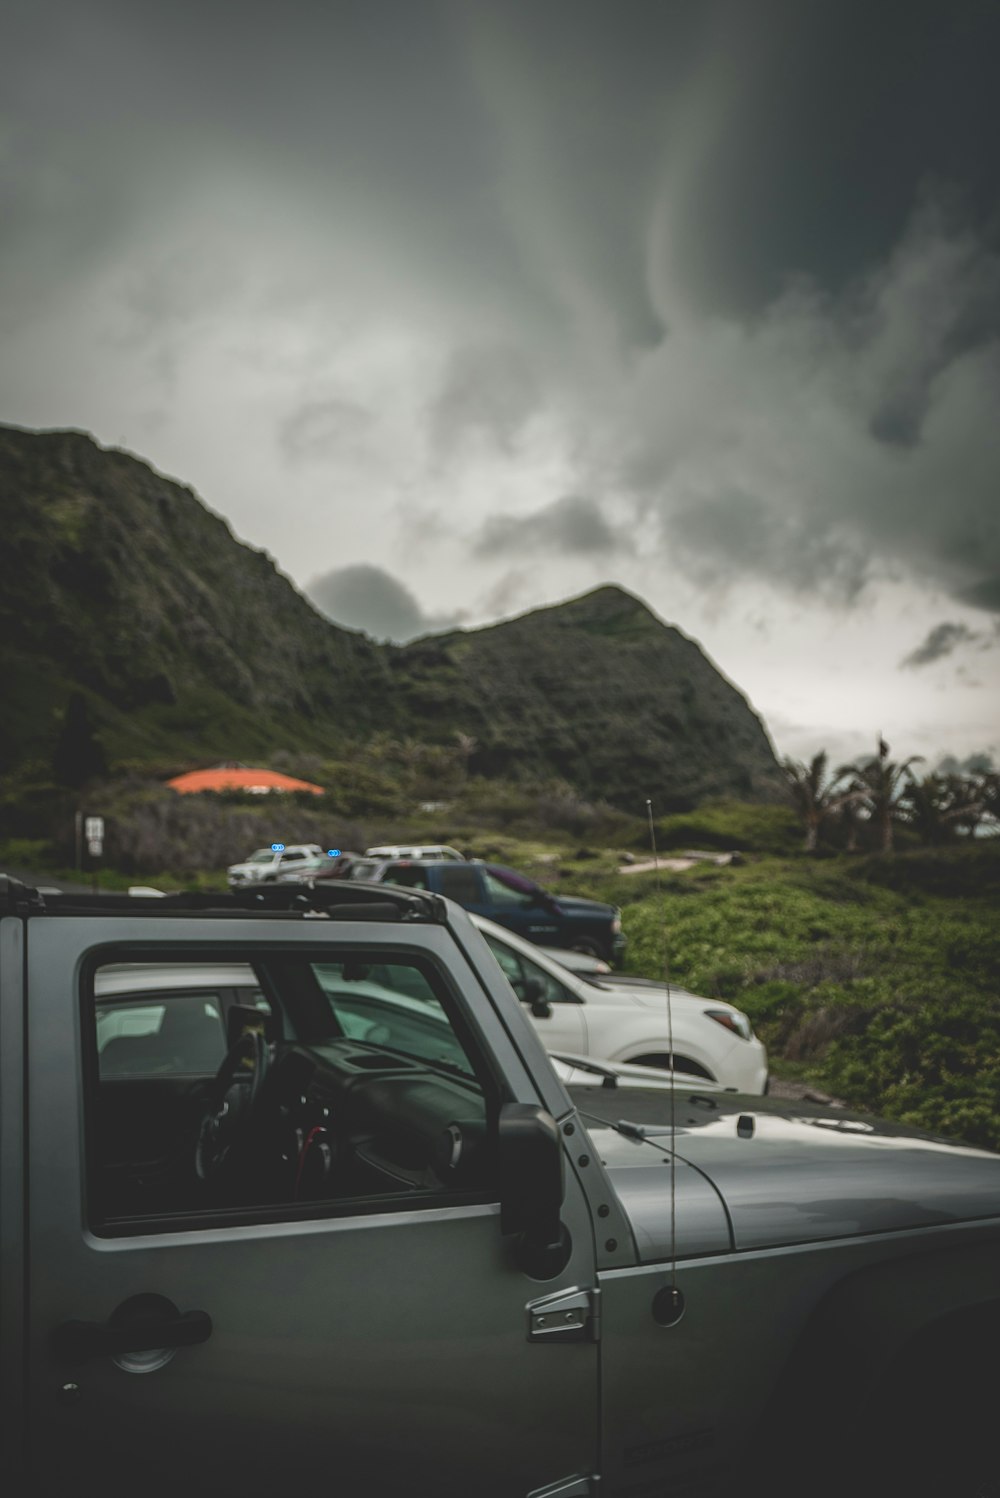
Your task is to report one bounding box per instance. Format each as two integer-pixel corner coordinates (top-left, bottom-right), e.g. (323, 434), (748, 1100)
(526, 1285), (600, 1344)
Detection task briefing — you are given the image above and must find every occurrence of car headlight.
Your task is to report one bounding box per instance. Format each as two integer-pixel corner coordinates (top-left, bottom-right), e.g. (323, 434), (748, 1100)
(705, 1008), (754, 1042)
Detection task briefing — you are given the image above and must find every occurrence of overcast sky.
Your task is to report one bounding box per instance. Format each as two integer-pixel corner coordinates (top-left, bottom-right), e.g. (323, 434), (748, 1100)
(3, 0), (999, 770)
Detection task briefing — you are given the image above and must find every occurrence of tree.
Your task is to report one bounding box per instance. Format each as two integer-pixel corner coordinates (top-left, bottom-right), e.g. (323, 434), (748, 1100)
(979, 772), (1000, 835)
(841, 738), (923, 854)
(901, 773), (984, 845)
(780, 751), (862, 852)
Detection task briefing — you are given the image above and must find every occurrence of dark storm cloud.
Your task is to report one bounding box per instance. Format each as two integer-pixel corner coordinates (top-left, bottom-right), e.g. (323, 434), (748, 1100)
(586, 191), (1000, 613)
(473, 495), (626, 559)
(5, 0), (1000, 622)
(959, 579), (1000, 613)
(901, 622), (981, 669)
(306, 564), (463, 642)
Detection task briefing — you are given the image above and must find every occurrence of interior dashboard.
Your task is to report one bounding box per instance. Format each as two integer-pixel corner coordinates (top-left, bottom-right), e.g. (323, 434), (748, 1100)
(265, 1038), (491, 1202)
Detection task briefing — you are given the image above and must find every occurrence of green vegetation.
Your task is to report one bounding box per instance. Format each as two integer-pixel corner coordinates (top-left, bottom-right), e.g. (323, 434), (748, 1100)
(648, 798), (800, 853)
(616, 846), (1000, 1151)
(781, 742), (998, 854)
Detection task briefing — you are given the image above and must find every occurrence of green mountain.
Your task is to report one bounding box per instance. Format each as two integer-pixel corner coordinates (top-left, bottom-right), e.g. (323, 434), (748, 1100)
(0, 424), (784, 809)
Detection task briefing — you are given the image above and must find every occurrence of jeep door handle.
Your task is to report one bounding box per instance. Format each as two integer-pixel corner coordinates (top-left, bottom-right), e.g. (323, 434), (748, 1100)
(53, 1307), (212, 1365)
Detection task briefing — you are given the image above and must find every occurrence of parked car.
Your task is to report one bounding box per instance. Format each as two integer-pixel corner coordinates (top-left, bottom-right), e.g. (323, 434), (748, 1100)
(227, 843), (329, 887)
(5, 872), (1000, 1498)
(363, 844), (465, 861)
(473, 915), (767, 1093)
(276, 851), (360, 883)
(352, 857), (626, 965)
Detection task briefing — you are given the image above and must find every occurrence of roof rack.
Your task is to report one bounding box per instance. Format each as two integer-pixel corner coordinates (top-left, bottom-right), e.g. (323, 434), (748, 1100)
(0, 876), (448, 924)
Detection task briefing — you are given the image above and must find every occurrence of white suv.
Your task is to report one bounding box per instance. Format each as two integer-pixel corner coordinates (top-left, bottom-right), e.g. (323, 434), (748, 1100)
(226, 844), (329, 887)
(473, 915), (768, 1094)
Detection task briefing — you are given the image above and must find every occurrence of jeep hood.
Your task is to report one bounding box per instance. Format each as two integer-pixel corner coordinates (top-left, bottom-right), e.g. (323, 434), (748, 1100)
(571, 1087), (1000, 1262)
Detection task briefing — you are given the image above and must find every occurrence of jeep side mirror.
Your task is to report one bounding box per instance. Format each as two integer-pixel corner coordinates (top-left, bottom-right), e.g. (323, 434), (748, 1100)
(497, 1103), (570, 1278)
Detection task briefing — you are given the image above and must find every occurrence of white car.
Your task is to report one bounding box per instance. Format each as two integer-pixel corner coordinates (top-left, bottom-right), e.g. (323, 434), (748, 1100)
(227, 844), (329, 887)
(471, 915), (768, 1094)
(364, 844), (465, 862)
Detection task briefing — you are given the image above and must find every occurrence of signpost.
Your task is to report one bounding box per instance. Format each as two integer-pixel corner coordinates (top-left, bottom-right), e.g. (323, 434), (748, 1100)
(81, 815), (104, 891)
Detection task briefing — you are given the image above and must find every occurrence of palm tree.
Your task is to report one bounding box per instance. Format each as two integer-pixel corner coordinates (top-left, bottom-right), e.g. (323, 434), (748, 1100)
(841, 738), (923, 854)
(781, 751), (862, 852)
(901, 773), (984, 845)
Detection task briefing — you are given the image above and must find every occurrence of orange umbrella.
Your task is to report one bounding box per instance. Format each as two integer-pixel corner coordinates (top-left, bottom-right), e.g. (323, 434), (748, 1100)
(166, 766), (324, 796)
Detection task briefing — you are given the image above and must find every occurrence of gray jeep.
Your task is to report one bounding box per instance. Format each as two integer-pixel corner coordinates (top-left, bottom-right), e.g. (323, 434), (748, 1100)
(1, 876), (998, 1498)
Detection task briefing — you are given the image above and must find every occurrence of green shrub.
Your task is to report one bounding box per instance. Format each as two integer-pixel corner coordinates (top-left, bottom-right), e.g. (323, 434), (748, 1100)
(652, 799), (801, 854)
(620, 848), (999, 1149)
(0, 837), (53, 870)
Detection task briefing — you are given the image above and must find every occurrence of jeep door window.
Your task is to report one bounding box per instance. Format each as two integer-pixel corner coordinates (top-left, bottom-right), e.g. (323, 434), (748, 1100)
(85, 952), (491, 1233)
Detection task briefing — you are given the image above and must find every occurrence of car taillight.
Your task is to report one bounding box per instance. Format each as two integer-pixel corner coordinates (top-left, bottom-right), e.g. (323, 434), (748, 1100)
(611, 911), (622, 934)
(705, 1008), (753, 1042)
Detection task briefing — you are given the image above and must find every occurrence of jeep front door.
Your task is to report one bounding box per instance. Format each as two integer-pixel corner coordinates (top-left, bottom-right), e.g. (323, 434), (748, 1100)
(24, 918), (600, 1498)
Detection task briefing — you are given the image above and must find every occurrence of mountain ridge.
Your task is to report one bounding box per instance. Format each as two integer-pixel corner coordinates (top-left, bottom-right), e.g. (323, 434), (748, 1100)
(0, 423), (784, 808)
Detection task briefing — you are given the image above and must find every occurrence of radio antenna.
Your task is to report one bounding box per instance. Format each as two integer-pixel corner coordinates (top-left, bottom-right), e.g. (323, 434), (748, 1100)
(646, 798), (682, 1322)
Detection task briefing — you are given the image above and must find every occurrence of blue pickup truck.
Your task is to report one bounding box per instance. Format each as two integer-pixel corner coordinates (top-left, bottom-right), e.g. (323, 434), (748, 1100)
(352, 857), (626, 965)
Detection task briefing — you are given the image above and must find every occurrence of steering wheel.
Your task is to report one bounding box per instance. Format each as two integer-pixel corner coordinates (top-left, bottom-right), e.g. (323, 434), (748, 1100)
(194, 1028), (270, 1184)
